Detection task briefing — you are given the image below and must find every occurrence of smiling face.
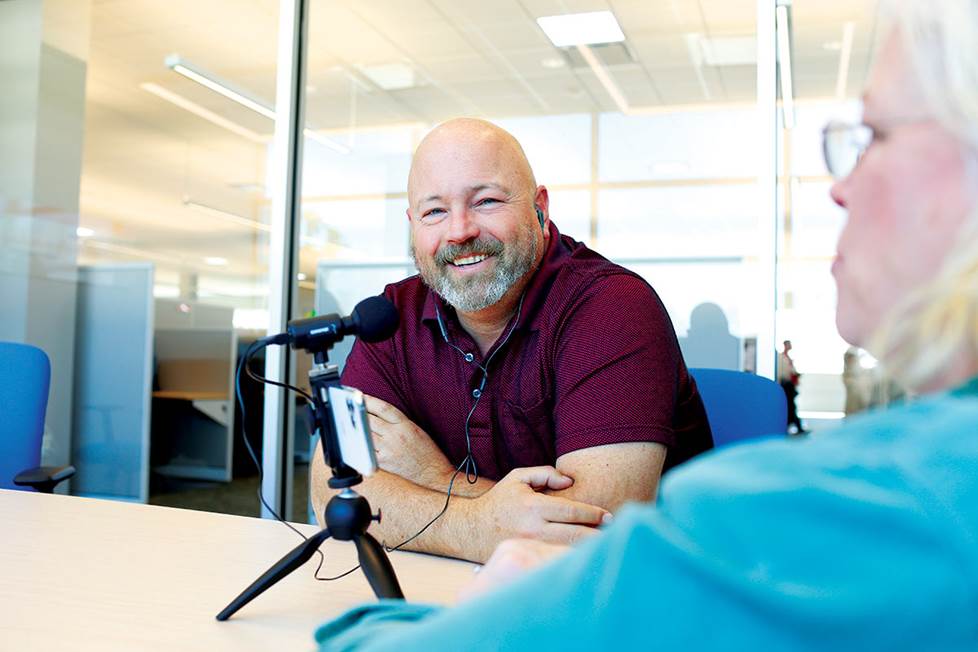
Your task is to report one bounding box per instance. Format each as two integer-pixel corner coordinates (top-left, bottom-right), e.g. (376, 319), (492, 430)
(829, 32), (977, 347)
(406, 119), (549, 313)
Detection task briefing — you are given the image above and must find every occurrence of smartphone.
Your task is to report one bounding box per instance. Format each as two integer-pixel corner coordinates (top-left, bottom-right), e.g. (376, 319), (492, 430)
(327, 386), (378, 476)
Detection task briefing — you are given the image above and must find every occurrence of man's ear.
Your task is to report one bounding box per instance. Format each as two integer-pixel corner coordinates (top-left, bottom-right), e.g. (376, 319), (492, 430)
(534, 186), (550, 238)
(405, 208), (412, 222)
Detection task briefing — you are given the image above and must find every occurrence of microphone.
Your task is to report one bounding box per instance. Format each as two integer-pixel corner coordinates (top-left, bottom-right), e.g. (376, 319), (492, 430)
(284, 295), (399, 352)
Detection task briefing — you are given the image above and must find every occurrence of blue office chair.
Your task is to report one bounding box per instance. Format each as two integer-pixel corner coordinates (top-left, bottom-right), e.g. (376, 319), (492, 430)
(689, 368), (788, 448)
(0, 341), (75, 492)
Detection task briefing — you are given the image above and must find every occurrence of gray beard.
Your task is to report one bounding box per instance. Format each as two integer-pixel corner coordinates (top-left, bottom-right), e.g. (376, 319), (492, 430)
(412, 223), (539, 312)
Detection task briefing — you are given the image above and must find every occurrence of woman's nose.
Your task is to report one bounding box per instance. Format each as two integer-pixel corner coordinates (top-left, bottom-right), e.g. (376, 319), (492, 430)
(830, 178), (848, 209)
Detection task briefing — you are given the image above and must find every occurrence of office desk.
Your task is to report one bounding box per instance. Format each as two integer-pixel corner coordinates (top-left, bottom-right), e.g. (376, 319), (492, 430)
(0, 489), (476, 651)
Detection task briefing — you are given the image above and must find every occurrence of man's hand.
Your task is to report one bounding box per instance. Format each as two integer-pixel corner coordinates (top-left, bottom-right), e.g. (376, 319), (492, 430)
(459, 539), (570, 602)
(464, 466), (611, 561)
(364, 394), (455, 489)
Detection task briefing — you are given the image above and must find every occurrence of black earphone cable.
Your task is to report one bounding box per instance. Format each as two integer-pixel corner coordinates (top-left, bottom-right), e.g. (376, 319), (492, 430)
(235, 338), (351, 582)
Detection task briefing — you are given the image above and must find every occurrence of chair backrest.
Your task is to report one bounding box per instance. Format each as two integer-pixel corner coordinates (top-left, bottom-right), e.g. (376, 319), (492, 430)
(0, 342), (51, 490)
(689, 368), (787, 448)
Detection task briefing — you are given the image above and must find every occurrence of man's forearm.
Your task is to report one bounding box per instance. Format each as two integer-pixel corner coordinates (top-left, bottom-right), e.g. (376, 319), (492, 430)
(413, 467), (496, 498)
(311, 460), (494, 562)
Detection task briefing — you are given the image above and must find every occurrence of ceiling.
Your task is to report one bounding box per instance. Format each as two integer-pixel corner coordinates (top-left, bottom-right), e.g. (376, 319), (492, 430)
(74, 0), (879, 304)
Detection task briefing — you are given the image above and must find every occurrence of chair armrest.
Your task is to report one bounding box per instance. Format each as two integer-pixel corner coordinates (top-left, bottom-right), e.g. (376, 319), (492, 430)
(13, 465), (76, 493)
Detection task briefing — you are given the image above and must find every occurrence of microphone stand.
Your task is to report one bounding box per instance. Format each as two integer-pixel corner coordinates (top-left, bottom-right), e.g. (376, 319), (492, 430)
(216, 348), (404, 621)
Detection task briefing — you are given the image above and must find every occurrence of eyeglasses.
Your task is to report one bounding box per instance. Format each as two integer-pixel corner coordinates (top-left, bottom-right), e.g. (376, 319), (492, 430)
(822, 117), (934, 180)
(822, 121), (874, 180)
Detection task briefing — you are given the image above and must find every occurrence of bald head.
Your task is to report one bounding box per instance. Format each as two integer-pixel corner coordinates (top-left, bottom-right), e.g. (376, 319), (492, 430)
(407, 118), (537, 213)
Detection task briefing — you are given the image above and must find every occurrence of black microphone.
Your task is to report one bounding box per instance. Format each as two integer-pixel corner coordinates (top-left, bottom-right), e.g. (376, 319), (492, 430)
(285, 295), (399, 352)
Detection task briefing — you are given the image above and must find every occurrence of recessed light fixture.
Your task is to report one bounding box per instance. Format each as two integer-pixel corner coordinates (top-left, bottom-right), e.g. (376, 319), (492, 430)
(296, 272), (307, 281)
(204, 256), (229, 266)
(76, 226), (95, 238)
(541, 57), (566, 69)
(357, 62), (416, 91)
(822, 41), (842, 51)
(537, 11), (625, 48)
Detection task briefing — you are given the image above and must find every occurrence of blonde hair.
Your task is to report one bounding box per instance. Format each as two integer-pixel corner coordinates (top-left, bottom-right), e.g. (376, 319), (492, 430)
(869, 0), (978, 390)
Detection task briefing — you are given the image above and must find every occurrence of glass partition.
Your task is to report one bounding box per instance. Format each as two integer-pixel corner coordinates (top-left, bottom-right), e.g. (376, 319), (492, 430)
(295, 0), (763, 521)
(775, 1), (883, 431)
(1, 0), (281, 511)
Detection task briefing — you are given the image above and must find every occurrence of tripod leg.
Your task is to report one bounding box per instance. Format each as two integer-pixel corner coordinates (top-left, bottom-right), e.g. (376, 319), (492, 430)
(216, 528), (333, 621)
(353, 532), (405, 599)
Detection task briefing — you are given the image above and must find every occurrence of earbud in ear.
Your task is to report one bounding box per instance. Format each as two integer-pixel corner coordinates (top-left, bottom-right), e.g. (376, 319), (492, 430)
(535, 207), (545, 231)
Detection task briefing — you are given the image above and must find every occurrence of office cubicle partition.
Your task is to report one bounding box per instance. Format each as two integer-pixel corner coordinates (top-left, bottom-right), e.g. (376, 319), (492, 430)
(71, 264), (154, 502)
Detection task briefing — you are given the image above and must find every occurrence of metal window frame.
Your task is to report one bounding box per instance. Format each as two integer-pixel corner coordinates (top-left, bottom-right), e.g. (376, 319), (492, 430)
(262, 0), (308, 519)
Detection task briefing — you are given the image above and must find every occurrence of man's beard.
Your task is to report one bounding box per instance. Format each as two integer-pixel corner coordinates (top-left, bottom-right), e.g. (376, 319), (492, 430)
(412, 221), (539, 312)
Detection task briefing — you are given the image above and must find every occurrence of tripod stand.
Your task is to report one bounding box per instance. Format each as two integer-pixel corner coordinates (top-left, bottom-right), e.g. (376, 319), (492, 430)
(217, 350), (404, 622)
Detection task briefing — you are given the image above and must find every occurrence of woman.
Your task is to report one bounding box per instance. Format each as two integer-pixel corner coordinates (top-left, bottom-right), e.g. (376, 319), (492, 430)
(317, 1), (978, 649)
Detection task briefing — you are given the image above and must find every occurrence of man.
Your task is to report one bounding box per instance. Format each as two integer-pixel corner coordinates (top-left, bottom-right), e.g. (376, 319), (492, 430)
(311, 118), (712, 563)
(777, 340), (805, 433)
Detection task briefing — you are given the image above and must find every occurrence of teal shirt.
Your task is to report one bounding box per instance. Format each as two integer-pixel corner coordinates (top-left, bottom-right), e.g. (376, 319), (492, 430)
(317, 377), (978, 651)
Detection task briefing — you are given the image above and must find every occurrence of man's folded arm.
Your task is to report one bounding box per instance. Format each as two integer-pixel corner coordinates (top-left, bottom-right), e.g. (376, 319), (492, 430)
(310, 453), (609, 564)
(546, 441), (666, 510)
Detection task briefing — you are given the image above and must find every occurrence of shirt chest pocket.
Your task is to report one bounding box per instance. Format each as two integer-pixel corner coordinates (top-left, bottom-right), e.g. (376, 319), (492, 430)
(498, 396), (556, 467)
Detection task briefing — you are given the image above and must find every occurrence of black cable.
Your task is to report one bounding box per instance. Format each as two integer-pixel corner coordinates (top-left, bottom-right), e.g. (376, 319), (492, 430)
(236, 338), (334, 577)
(242, 344), (314, 403)
(385, 461), (467, 552)
(320, 457), (469, 581)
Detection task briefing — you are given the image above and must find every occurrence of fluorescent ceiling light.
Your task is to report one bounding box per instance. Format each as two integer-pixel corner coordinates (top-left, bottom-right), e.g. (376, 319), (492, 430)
(76, 226), (95, 237)
(166, 55), (275, 120)
(204, 256), (229, 266)
(683, 34), (713, 101)
(141, 82), (267, 143)
(834, 21), (856, 100)
(776, 5), (795, 129)
(183, 199), (272, 233)
(83, 239), (185, 265)
(164, 54), (350, 154)
(575, 44), (630, 113)
(537, 11), (625, 48)
(304, 128), (352, 154)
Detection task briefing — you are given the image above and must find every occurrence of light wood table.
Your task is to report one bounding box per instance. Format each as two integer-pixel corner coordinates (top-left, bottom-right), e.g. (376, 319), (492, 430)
(0, 489), (476, 651)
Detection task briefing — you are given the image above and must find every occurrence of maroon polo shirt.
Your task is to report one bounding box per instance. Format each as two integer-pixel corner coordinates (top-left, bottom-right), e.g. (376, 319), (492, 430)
(342, 222), (713, 481)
